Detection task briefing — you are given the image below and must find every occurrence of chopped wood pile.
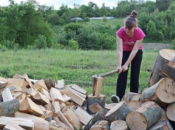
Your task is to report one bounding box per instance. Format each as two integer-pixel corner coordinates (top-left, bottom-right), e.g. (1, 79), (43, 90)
(0, 49), (174, 130)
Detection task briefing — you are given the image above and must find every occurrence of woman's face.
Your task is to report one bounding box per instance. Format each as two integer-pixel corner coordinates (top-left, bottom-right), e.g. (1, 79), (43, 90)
(125, 26), (135, 36)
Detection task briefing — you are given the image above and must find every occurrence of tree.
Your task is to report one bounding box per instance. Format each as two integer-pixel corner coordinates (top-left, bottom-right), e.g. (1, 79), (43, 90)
(146, 20), (156, 40)
(156, 0), (171, 11)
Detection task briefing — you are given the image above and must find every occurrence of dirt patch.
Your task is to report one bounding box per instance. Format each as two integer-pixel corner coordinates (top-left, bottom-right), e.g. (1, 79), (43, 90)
(142, 43), (170, 49)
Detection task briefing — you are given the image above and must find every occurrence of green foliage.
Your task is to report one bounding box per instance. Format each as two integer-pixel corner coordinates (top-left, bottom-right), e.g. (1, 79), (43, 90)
(68, 39), (79, 50)
(35, 35), (47, 49)
(170, 39), (175, 49)
(146, 20), (156, 40)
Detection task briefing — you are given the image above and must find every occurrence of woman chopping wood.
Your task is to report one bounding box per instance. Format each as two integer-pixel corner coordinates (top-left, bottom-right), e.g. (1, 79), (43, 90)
(111, 10), (146, 103)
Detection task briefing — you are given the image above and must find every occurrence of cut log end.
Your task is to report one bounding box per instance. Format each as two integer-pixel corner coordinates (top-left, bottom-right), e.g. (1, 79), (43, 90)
(110, 120), (128, 130)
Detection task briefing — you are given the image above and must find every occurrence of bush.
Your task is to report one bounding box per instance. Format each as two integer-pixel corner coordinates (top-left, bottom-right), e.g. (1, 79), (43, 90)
(51, 43), (64, 49)
(35, 35), (47, 49)
(170, 39), (175, 49)
(0, 44), (7, 51)
(68, 39), (79, 50)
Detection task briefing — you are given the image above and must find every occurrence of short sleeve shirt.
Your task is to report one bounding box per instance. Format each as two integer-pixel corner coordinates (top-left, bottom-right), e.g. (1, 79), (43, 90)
(116, 27), (146, 51)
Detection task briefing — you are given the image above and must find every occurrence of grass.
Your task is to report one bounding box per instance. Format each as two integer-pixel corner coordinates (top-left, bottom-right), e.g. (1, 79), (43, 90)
(0, 49), (158, 103)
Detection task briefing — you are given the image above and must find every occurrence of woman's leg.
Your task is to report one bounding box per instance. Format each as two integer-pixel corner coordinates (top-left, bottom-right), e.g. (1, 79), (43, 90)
(130, 50), (143, 93)
(116, 51), (130, 100)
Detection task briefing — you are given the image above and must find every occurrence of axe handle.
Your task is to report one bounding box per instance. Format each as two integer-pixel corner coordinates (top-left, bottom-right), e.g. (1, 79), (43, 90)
(98, 69), (118, 77)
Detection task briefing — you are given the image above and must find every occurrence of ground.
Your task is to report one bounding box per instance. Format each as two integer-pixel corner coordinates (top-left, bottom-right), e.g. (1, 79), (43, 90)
(143, 43), (170, 49)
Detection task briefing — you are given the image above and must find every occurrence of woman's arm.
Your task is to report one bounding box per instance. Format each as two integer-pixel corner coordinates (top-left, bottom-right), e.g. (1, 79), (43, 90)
(117, 36), (123, 73)
(122, 39), (143, 71)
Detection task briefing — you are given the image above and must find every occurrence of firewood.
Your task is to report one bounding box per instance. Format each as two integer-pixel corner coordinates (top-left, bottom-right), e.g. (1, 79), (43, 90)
(2, 88), (13, 102)
(55, 79), (65, 90)
(148, 120), (173, 130)
(66, 87), (85, 106)
(141, 78), (175, 105)
(19, 97), (45, 118)
(0, 99), (19, 116)
(149, 49), (175, 86)
(124, 92), (138, 103)
(4, 121), (25, 130)
(21, 74), (33, 88)
(15, 111), (49, 130)
(127, 100), (143, 111)
(105, 103), (117, 110)
(161, 109), (168, 120)
(33, 79), (48, 91)
(50, 87), (64, 103)
(62, 94), (71, 102)
(110, 120), (128, 130)
(88, 102), (102, 114)
(67, 87), (86, 99)
(0, 116), (34, 130)
(12, 92), (22, 99)
(92, 76), (103, 97)
(63, 109), (81, 130)
(57, 111), (74, 130)
(26, 87), (37, 97)
(0, 81), (7, 89)
(74, 107), (92, 125)
(90, 120), (110, 130)
(166, 102), (175, 121)
(87, 94), (105, 114)
(126, 101), (162, 130)
(131, 93), (141, 101)
(6, 79), (27, 91)
(105, 101), (131, 122)
(52, 101), (61, 113)
(45, 79), (55, 90)
(40, 88), (51, 100)
(69, 84), (87, 95)
(32, 92), (50, 105)
(54, 117), (72, 130)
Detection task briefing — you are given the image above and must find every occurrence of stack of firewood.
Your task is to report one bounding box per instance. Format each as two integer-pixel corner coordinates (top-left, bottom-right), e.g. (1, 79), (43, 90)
(0, 49), (174, 130)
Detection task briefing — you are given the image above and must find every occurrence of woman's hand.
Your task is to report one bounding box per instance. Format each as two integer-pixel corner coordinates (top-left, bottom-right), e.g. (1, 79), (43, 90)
(117, 66), (123, 74)
(122, 64), (129, 72)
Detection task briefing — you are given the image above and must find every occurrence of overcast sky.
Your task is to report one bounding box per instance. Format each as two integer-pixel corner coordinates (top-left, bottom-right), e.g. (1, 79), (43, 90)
(0, 0), (121, 9)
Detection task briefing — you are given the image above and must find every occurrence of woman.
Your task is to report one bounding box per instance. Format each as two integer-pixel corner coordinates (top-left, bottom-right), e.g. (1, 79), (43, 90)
(111, 10), (146, 103)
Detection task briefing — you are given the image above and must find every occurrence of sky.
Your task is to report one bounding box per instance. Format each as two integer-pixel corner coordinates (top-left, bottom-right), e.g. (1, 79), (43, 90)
(0, 0), (120, 9)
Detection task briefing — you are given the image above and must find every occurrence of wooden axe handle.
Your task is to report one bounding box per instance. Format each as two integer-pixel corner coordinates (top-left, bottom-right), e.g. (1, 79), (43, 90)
(98, 69), (118, 77)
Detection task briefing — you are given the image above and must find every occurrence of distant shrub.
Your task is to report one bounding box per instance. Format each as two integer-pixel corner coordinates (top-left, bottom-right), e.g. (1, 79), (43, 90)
(52, 43), (64, 49)
(35, 35), (47, 49)
(68, 39), (79, 50)
(170, 39), (175, 49)
(0, 44), (7, 51)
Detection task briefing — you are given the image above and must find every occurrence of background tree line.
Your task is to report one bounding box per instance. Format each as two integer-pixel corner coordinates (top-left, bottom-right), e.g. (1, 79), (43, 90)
(0, 0), (174, 50)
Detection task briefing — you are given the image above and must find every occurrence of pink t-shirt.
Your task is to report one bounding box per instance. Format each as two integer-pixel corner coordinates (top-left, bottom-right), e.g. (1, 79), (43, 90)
(116, 27), (146, 51)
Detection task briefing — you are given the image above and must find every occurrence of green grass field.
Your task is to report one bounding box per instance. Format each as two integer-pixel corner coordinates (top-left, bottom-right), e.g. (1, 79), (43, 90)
(0, 49), (158, 102)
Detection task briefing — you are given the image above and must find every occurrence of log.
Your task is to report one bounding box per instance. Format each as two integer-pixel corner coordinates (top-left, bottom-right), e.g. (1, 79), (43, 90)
(32, 92), (50, 105)
(22, 74), (33, 88)
(149, 49), (175, 86)
(105, 103), (117, 110)
(6, 79), (27, 91)
(124, 92), (138, 103)
(40, 88), (51, 100)
(141, 78), (175, 105)
(0, 99), (19, 116)
(53, 117), (72, 130)
(2, 88), (13, 102)
(69, 84), (87, 95)
(44, 79), (55, 90)
(0, 81), (7, 89)
(87, 94), (105, 114)
(110, 120), (128, 130)
(67, 87), (86, 99)
(90, 120), (110, 130)
(88, 102), (102, 114)
(126, 101), (162, 130)
(92, 76), (103, 97)
(74, 107), (92, 125)
(166, 102), (175, 121)
(33, 79), (48, 91)
(131, 93), (141, 101)
(105, 101), (131, 122)
(63, 109), (81, 130)
(55, 79), (65, 90)
(15, 111), (49, 130)
(127, 100), (143, 111)
(50, 87), (64, 103)
(4, 121), (25, 130)
(26, 87), (37, 97)
(148, 120), (173, 130)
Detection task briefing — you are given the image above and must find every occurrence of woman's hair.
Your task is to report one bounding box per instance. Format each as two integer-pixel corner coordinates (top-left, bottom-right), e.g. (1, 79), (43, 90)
(124, 10), (138, 29)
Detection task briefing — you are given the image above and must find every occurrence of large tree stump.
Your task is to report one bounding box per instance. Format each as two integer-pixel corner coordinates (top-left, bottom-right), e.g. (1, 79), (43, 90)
(149, 49), (175, 86)
(105, 101), (131, 122)
(126, 101), (162, 130)
(87, 94), (105, 114)
(148, 120), (173, 130)
(90, 120), (110, 130)
(141, 78), (175, 105)
(110, 120), (128, 130)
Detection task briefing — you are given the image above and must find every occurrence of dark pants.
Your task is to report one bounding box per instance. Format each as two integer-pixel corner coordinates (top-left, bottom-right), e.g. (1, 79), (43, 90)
(116, 50), (143, 100)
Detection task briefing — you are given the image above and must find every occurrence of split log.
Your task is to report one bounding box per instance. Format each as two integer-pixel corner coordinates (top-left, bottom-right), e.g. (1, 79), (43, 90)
(74, 107), (92, 125)
(126, 101), (162, 130)
(87, 94), (105, 114)
(0, 99), (19, 116)
(67, 87), (86, 99)
(2, 88), (13, 102)
(110, 120), (128, 130)
(0, 81), (7, 89)
(141, 78), (175, 105)
(149, 49), (175, 86)
(90, 120), (110, 130)
(124, 92), (138, 103)
(44, 79), (55, 90)
(33, 79), (48, 91)
(105, 103), (117, 110)
(69, 84), (87, 95)
(19, 97), (45, 118)
(26, 87), (37, 97)
(131, 93), (141, 101)
(148, 120), (173, 130)
(53, 117), (72, 130)
(92, 76), (103, 97)
(166, 102), (175, 121)
(4, 121), (25, 130)
(127, 100), (143, 111)
(52, 101), (61, 114)
(6, 79), (27, 91)
(32, 92), (50, 105)
(55, 79), (65, 90)
(40, 88), (51, 100)
(63, 109), (81, 130)
(15, 111), (49, 130)
(21, 74), (33, 88)
(105, 101), (131, 122)
(88, 102), (102, 114)
(50, 87), (64, 103)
